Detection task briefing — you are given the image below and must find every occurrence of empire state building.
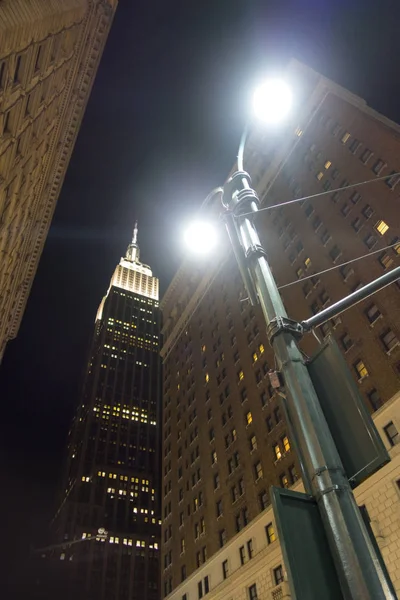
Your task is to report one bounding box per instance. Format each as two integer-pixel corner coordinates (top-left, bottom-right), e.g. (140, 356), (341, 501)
(54, 225), (161, 600)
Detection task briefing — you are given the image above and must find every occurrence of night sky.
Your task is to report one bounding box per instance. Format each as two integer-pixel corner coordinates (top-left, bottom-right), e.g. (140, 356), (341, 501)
(2, 0), (400, 578)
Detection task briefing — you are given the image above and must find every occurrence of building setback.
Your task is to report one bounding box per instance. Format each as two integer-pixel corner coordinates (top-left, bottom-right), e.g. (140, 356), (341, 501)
(0, 0), (118, 361)
(160, 61), (400, 597)
(52, 228), (162, 600)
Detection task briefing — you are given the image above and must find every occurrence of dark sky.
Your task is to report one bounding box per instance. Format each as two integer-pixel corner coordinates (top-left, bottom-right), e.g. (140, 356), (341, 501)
(2, 0), (400, 577)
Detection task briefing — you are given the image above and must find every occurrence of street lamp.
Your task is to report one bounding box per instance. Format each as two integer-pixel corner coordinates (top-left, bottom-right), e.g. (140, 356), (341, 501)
(183, 219), (219, 256)
(185, 79), (397, 600)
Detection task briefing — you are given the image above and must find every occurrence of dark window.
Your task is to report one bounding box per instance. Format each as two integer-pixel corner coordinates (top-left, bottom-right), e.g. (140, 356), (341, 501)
(248, 584), (258, 600)
(204, 576), (209, 594)
(341, 203), (352, 217)
(350, 190), (361, 204)
(362, 204), (374, 219)
(380, 329), (400, 353)
(0, 61), (5, 89)
(222, 559), (229, 580)
(219, 529), (226, 547)
(260, 391), (268, 407)
(372, 159), (386, 175)
(323, 179), (332, 191)
(274, 565), (284, 585)
(279, 473), (289, 488)
(364, 233), (377, 250)
(383, 422), (399, 446)
(360, 148), (373, 164)
(320, 229), (331, 246)
(340, 333), (353, 352)
(365, 303), (381, 325)
(367, 388), (383, 412)
(181, 565), (186, 582)
(213, 473), (220, 490)
(34, 45), (42, 72)
(329, 245), (342, 263)
(198, 580), (203, 599)
(274, 406), (281, 424)
(386, 171), (400, 189)
(331, 167), (340, 179)
(13, 54), (22, 83)
(349, 139), (362, 154)
(352, 217), (363, 233)
(304, 204), (314, 218)
(259, 489), (269, 510)
(239, 545), (246, 565)
(331, 191), (341, 203)
(216, 500), (223, 517)
(289, 464), (299, 483)
(266, 415), (273, 432)
(340, 264), (354, 281)
(247, 539), (254, 559)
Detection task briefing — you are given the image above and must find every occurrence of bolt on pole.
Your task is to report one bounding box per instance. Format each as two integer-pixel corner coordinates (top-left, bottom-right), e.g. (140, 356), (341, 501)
(222, 171), (396, 600)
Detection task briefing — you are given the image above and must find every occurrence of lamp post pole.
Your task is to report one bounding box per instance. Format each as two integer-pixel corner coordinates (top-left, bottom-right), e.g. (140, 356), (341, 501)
(222, 170), (396, 600)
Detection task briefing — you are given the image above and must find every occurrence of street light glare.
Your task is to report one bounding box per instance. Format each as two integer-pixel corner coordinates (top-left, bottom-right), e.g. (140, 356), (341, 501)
(184, 220), (219, 255)
(253, 79), (292, 124)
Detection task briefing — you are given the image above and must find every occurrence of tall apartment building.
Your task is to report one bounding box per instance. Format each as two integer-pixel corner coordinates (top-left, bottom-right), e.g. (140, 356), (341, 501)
(160, 61), (400, 597)
(165, 395), (400, 600)
(51, 228), (162, 600)
(0, 0), (118, 361)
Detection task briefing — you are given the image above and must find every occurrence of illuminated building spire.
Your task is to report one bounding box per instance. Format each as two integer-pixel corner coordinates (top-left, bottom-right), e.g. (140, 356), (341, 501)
(126, 220), (140, 263)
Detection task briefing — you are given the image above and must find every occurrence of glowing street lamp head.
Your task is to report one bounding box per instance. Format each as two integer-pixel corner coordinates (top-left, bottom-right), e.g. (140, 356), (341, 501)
(184, 220), (219, 256)
(253, 79), (292, 124)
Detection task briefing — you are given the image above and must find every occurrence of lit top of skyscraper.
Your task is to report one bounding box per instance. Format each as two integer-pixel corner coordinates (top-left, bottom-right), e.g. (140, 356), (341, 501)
(96, 223), (159, 321)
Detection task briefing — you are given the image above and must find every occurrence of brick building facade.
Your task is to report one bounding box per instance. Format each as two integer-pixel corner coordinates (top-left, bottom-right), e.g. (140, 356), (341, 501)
(0, 0), (118, 360)
(160, 61), (400, 596)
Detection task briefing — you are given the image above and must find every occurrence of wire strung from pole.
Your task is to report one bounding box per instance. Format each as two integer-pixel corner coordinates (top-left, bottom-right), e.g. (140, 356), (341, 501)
(237, 170), (400, 218)
(277, 240), (400, 290)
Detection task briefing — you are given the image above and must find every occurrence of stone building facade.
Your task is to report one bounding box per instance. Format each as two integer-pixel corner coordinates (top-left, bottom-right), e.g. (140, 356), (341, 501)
(0, 0), (118, 360)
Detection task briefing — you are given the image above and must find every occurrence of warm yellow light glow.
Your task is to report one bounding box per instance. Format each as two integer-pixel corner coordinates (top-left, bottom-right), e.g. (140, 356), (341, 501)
(375, 219), (389, 235)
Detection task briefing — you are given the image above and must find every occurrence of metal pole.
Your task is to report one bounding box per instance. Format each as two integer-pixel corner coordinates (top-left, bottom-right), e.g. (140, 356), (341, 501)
(302, 266), (400, 331)
(222, 171), (396, 600)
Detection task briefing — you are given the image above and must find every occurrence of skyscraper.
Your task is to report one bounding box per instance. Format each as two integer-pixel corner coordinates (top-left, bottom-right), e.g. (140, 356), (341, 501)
(53, 226), (161, 600)
(0, 0), (118, 361)
(160, 61), (400, 597)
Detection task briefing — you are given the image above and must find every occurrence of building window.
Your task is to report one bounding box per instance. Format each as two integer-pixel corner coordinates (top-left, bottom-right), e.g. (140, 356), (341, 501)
(266, 522), (276, 544)
(341, 132), (351, 144)
(282, 435), (290, 452)
(379, 252), (394, 270)
(273, 443), (282, 461)
(385, 171), (400, 189)
(352, 217), (363, 233)
(367, 388), (382, 412)
(341, 203), (352, 217)
(216, 500), (223, 518)
(316, 171), (324, 181)
(391, 236), (400, 255)
(254, 461), (263, 480)
(380, 329), (400, 354)
(354, 360), (369, 381)
(323, 179), (332, 191)
(248, 584), (258, 600)
(324, 160), (332, 169)
(329, 245), (342, 263)
(365, 303), (382, 325)
(349, 139), (361, 154)
(372, 159), (386, 175)
(340, 333), (353, 352)
(304, 204), (314, 218)
(289, 464), (299, 483)
(222, 559), (229, 580)
(249, 435), (257, 452)
(219, 529), (226, 548)
(383, 422), (399, 446)
(13, 54), (22, 84)
(246, 411), (253, 426)
(274, 565), (285, 585)
(213, 472), (220, 490)
(274, 406), (282, 423)
(211, 450), (217, 465)
(259, 489), (269, 510)
(266, 415), (273, 432)
(360, 148), (373, 164)
(209, 428), (215, 442)
(340, 264), (354, 281)
(247, 538), (254, 559)
(375, 220), (389, 235)
(312, 215), (323, 232)
(320, 229), (331, 246)
(239, 545), (246, 564)
(238, 369), (244, 382)
(350, 190), (361, 204)
(331, 191), (341, 203)
(279, 473), (289, 488)
(362, 204), (374, 219)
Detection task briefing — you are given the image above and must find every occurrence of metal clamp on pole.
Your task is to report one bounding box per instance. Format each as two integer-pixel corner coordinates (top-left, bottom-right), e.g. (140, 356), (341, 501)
(266, 316), (304, 344)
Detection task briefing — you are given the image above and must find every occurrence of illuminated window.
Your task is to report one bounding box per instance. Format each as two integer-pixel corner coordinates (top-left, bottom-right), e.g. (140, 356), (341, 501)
(324, 160), (331, 169)
(249, 435), (257, 451)
(259, 343), (265, 355)
(279, 474), (289, 488)
(254, 461), (263, 480)
(246, 411), (253, 425)
(201, 344), (206, 352)
(205, 373), (209, 383)
(238, 370), (244, 382)
(304, 257), (311, 269)
(375, 220), (389, 235)
(354, 360), (369, 381)
(265, 523), (276, 544)
(252, 352), (258, 363)
(341, 132), (350, 144)
(282, 435), (290, 452)
(316, 171), (324, 181)
(273, 444), (282, 461)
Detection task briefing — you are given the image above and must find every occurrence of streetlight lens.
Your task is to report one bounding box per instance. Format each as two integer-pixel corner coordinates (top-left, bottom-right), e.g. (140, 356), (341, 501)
(184, 220), (219, 255)
(253, 79), (292, 124)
